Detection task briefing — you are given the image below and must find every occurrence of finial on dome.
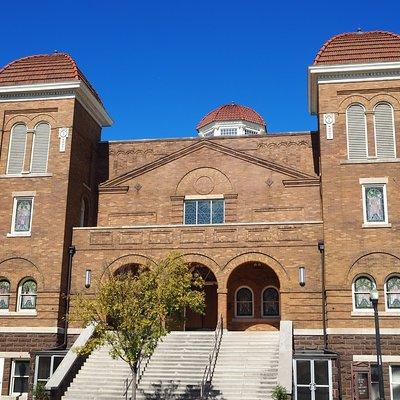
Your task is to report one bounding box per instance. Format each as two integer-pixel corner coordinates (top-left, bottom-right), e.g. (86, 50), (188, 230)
(357, 28), (362, 33)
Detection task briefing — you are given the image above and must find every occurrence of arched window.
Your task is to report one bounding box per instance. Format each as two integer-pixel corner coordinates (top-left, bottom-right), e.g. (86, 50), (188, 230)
(347, 104), (368, 159)
(235, 287), (253, 317)
(79, 197), (89, 227)
(353, 276), (375, 310)
(7, 124), (27, 174)
(18, 279), (37, 311)
(374, 103), (396, 159)
(0, 279), (10, 310)
(30, 122), (51, 173)
(385, 275), (400, 310)
(262, 287), (279, 317)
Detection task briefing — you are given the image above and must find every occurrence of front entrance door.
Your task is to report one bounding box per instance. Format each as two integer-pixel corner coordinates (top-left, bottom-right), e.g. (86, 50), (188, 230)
(294, 359), (332, 400)
(186, 284), (217, 330)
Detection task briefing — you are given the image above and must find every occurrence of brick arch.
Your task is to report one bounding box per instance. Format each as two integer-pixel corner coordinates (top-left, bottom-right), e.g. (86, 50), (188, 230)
(4, 115), (31, 131)
(30, 114), (57, 126)
(220, 252), (289, 291)
(101, 253), (156, 280)
(0, 256), (45, 289)
(346, 251), (400, 286)
(370, 94), (400, 109)
(338, 95), (370, 112)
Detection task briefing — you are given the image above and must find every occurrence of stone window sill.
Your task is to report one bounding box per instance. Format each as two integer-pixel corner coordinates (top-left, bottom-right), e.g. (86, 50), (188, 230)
(232, 317), (280, 322)
(0, 310), (37, 317)
(362, 223), (391, 229)
(6, 232), (31, 238)
(341, 158), (400, 165)
(0, 173), (52, 179)
(351, 311), (374, 317)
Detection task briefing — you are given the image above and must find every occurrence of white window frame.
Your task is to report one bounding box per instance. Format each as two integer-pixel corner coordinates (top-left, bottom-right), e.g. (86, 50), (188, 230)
(17, 278), (37, 314)
(373, 102), (396, 159)
(6, 123), (28, 175)
(220, 127), (237, 136)
(385, 275), (400, 312)
(183, 197), (225, 225)
(0, 279), (11, 312)
(261, 286), (280, 318)
(234, 286), (254, 318)
(390, 364), (400, 400)
(10, 196), (34, 237)
(360, 178), (389, 227)
(10, 359), (30, 396)
(34, 354), (64, 386)
(352, 275), (376, 313)
(29, 122), (51, 174)
(346, 103), (369, 160)
(293, 359), (333, 400)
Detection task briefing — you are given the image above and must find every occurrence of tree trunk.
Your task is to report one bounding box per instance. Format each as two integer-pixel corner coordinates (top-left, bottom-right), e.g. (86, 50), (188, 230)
(131, 365), (137, 400)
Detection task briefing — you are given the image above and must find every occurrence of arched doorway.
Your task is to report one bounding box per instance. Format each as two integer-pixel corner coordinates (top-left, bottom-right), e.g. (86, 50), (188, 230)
(227, 262), (280, 331)
(185, 264), (218, 331)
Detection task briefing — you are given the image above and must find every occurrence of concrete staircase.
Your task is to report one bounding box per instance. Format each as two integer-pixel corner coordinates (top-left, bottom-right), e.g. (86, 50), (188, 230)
(209, 331), (280, 400)
(61, 331), (215, 400)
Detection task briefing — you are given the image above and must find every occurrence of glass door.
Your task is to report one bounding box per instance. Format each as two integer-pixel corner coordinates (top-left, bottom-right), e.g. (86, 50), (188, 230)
(294, 359), (332, 400)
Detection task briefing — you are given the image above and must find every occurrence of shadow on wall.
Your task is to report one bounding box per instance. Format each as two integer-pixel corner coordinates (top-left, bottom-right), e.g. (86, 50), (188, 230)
(139, 381), (226, 399)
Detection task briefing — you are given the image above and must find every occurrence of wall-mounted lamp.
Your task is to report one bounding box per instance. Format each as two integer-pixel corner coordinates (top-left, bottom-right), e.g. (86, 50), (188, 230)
(318, 240), (324, 253)
(85, 269), (92, 288)
(299, 266), (306, 287)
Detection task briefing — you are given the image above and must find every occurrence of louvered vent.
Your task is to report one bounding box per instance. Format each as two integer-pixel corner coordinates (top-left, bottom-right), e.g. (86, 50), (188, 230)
(375, 103), (396, 159)
(347, 104), (368, 159)
(31, 123), (50, 173)
(7, 124), (27, 174)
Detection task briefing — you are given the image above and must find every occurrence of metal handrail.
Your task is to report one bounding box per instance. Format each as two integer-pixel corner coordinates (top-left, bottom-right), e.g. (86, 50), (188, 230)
(122, 355), (150, 400)
(200, 315), (223, 399)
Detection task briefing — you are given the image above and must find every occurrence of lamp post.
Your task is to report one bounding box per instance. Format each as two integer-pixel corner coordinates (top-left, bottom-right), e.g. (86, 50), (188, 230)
(370, 287), (385, 400)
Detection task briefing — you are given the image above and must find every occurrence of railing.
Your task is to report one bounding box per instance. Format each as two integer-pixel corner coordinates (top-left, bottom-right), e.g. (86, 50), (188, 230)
(122, 355), (150, 400)
(200, 315), (223, 399)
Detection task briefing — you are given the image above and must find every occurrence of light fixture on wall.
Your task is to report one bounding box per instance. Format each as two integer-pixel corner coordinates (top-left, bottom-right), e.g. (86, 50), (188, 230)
(85, 269), (92, 288)
(298, 266), (306, 287)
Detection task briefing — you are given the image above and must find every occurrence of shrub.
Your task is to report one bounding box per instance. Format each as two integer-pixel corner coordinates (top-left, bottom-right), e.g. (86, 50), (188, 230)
(32, 382), (50, 400)
(272, 384), (288, 400)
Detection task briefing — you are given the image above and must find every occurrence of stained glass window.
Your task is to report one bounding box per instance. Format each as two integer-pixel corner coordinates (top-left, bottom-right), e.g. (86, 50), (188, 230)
(236, 287), (253, 317)
(386, 276), (400, 309)
(262, 287), (279, 316)
(13, 198), (33, 233)
(19, 279), (37, 310)
(365, 186), (385, 223)
(354, 276), (375, 309)
(0, 279), (10, 309)
(184, 199), (224, 224)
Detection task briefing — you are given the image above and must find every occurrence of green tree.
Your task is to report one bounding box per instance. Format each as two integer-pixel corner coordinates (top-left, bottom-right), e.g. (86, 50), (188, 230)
(69, 252), (205, 400)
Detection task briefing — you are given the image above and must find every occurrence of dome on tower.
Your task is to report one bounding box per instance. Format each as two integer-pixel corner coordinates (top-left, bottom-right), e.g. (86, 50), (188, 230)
(197, 103), (266, 137)
(313, 30), (400, 65)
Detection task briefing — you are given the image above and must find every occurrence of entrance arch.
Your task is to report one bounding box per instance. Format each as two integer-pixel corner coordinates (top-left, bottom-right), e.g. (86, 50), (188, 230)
(185, 264), (218, 330)
(227, 262), (280, 331)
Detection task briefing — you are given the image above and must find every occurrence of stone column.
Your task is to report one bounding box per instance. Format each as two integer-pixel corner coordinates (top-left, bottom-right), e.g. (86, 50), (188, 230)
(217, 290), (228, 329)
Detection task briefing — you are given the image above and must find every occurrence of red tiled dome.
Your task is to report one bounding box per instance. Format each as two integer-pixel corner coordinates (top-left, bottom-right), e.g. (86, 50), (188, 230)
(0, 53), (102, 103)
(314, 30), (400, 65)
(197, 103), (265, 129)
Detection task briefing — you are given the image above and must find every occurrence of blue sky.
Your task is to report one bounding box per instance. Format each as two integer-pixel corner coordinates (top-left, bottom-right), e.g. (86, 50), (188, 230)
(1, 0), (399, 140)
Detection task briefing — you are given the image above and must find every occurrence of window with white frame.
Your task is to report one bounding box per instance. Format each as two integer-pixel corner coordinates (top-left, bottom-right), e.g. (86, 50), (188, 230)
(361, 181), (388, 225)
(10, 359), (29, 395)
(235, 287), (253, 317)
(0, 279), (10, 310)
(7, 124), (27, 174)
(11, 196), (34, 235)
(18, 279), (37, 311)
(353, 276), (375, 310)
(30, 122), (51, 173)
(220, 128), (237, 136)
(391, 365), (400, 400)
(385, 276), (400, 310)
(347, 103), (368, 159)
(374, 102), (396, 159)
(262, 287), (279, 317)
(184, 199), (224, 224)
(244, 128), (258, 135)
(34, 354), (64, 387)
(294, 359), (332, 400)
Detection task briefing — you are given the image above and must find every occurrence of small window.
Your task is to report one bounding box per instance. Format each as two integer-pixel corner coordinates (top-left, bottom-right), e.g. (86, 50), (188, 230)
(11, 197), (34, 235)
(30, 122), (51, 173)
(10, 360), (29, 395)
(34, 355), (64, 386)
(390, 365), (400, 400)
(184, 199), (224, 224)
(370, 364), (380, 400)
(374, 103), (396, 159)
(353, 276), (375, 310)
(262, 287), (279, 317)
(385, 276), (400, 310)
(18, 279), (37, 311)
(361, 183), (389, 226)
(7, 124), (27, 175)
(245, 128), (258, 135)
(79, 197), (89, 227)
(235, 287), (253, 317)
(347, 104), (368, 159)
(0, 279), (10, 310)
(220, 128), (237, 136)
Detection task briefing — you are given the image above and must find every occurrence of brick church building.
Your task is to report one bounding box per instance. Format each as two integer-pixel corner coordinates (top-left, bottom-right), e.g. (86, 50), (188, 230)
(1, 30), (400, 399)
